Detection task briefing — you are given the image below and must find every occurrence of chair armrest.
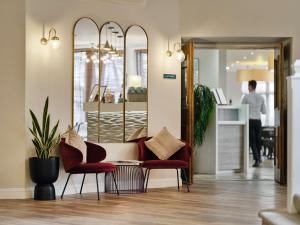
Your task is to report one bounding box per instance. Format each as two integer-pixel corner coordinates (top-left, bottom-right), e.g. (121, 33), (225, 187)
(59, 142), (83, 172)
(170, 142), (192, 162)
(85, 141), (106, 163)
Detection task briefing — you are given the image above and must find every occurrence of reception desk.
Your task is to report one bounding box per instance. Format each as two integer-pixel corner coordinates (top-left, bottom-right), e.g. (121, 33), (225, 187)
(196, 104), (249, 174)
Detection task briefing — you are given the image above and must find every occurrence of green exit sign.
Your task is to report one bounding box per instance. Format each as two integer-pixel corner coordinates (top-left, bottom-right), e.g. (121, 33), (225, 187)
(163, 74), (176, 79)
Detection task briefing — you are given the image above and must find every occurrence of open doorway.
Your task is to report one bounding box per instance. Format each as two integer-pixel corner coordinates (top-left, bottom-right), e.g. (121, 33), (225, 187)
(181, 38), (292, 184)
(194, 48), (275, 181)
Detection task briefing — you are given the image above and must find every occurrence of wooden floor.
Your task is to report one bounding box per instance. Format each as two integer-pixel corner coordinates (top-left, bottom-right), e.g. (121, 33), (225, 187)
(0, 180), (286, 225)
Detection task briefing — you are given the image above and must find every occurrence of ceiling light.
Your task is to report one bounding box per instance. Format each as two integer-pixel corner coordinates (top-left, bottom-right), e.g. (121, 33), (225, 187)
(250, 51), (255, 55)
(226, 66), (230, 70)
(243, 56), (247, 60)
(236, 60), (240, 64)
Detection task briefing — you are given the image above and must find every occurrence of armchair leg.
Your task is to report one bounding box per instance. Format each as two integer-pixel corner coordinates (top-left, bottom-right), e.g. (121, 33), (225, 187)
(111, 172), (120, 195)
(80, 173), (86, 195)
(176, 169), (180, 191)
(182, 169), (190, 192)
(145, 169), (151, 192)
(61, 173), (72, 199)
(96, 173), (100, 200)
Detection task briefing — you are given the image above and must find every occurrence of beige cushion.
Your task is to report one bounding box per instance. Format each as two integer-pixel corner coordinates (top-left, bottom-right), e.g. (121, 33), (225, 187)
(127, 127), (147, 142)
(145, 127), (185, 160)
(65, 128), (87, 163)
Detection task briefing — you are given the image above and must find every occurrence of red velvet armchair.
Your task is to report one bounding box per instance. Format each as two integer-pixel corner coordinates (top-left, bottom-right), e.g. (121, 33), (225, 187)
(59, 139), (119, 200)
(137, 137), (191, 192)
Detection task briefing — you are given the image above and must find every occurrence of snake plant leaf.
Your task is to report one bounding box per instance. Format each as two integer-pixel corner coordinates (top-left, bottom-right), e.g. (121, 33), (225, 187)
(30, 110), (43, 139)
(44, 115), (50, 143)
(42, 97), (49, 135)
(48, 120), (59, 142)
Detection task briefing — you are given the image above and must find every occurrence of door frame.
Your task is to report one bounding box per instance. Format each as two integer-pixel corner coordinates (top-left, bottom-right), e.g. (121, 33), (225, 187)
(181, 38), (292, 184)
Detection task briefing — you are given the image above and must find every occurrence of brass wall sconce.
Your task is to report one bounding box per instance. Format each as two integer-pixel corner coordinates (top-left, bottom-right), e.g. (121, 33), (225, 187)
(40, 24), (60, 49)
(166, 39), (185, 62)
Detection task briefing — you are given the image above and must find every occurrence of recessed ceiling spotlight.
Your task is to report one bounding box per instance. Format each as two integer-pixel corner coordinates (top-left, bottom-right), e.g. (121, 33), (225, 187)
(236, 60), (240, 64)
(243, 56), (247, 60)
(250, 51), (255, 55)
(226, 66), (230, 70)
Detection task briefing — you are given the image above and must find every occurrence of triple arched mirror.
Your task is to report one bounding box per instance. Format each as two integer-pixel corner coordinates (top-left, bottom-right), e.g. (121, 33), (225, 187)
(73, 17), (148, 143)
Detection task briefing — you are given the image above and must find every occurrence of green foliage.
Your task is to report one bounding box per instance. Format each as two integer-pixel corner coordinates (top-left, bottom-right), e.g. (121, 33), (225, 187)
(29, 97), (60, 158)
(194, 84), (216, 147)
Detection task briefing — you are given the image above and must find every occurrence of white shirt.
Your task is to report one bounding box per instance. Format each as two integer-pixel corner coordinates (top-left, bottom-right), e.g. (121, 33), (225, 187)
(242, 92), (266, 120)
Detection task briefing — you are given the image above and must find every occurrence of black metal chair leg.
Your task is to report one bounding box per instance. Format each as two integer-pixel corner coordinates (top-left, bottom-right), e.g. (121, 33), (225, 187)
(145, 169), (151, 192)
(96, 173), (100, 200)
(111, 172), (120, 195)
(182, 169), (190, 192)
(79, 173), (86, 194)
(61, 173), (72, 199)
(176, 169), (180, 191)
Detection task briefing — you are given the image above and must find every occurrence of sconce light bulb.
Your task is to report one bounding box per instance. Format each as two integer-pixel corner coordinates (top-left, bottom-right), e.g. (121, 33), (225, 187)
(176, 49), (185, 62)
(166, 50), (172, 57)
(50, 36), (60, 49)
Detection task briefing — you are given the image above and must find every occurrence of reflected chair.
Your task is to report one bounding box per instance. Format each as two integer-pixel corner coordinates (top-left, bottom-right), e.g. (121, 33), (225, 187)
(137, 137), (191, 192)
(59, 139), (119, 200)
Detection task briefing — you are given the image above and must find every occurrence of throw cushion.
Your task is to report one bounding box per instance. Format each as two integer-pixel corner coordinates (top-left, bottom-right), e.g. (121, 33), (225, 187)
(127, 127), (147, 142)
(145, 127), (185, 160)
(65, 127), (87, 163)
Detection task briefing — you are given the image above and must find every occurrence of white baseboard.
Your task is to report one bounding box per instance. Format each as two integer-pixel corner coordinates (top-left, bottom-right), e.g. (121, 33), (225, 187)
(0, 177), (179, 199)
(0, 188), (32, 199)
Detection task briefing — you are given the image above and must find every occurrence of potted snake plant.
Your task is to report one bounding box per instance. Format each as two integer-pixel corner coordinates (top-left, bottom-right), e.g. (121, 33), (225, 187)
(29, 97), (60, 200)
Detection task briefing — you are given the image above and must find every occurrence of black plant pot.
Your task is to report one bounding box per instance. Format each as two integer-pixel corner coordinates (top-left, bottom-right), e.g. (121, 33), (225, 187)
(29, 157), (59, 200)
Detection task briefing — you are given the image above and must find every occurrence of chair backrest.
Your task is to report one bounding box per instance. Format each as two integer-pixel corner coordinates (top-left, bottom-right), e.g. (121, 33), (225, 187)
(59, 139), (83, 172)
(137, 137), (191, 162)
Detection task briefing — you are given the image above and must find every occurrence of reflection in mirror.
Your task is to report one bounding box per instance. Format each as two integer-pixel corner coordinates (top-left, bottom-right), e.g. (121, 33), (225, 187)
(73, 18), (99, 141)
(99, 22), (124, 143)
(125, 26), (148, 141)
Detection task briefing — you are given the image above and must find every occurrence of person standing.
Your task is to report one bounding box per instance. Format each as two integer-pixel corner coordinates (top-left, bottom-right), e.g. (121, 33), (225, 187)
(242, 80), (266, 167)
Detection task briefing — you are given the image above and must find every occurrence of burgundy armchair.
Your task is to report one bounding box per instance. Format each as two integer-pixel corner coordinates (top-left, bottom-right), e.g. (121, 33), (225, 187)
(137, 137), (191, 192)
(59, 139), (119, 200)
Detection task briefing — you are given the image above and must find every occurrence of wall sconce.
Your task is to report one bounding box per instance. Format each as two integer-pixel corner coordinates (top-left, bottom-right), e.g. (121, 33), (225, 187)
(40, 24), (60, 49)
(166, 39), (185, 62)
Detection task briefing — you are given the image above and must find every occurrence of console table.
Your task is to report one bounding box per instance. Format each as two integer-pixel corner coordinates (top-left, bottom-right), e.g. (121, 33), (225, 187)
(105, 161), (144, 194)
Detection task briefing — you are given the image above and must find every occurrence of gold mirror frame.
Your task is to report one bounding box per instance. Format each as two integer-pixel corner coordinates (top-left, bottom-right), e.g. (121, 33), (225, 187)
(72, 18), (148, 143)
(124, 25), (149, 142)
(72, 17), (100, 141)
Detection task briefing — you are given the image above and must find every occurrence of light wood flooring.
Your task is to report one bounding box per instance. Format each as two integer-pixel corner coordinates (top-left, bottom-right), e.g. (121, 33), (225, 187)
(0, 180), (286, 225)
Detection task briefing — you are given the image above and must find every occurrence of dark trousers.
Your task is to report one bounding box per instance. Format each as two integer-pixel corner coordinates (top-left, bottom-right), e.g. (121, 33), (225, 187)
(249, 119), (262, 162)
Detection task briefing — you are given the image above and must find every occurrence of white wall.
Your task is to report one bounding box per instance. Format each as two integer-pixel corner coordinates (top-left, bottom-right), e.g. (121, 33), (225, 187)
(0, 0), (26, 197)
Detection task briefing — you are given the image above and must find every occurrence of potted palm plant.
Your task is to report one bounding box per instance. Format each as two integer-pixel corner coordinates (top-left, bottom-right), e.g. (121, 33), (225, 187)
(29, 97), (60, 200)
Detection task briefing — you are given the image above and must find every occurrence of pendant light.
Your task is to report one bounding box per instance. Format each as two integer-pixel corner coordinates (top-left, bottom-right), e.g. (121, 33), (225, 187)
(108, 26), (115, 54)
(117, 35), (123, 58)
(103, 23), (111, 51)
(112, 31), (119, 57)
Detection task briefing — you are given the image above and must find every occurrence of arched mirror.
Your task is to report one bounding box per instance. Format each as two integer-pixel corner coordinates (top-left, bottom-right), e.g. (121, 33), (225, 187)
(73, 18), (100, 141)
(124, 25), (148, 141)
(99, 22), (124, 143)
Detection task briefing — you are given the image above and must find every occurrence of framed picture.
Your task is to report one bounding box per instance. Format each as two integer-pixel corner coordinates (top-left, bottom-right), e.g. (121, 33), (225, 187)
(216, 88), (227, 105)
(88, 85), (107, 102)
(212, 88), (221, 104)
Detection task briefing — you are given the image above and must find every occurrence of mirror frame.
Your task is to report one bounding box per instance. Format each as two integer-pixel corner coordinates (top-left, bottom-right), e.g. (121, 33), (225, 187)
(124, 25), (149, 141)
(72, 18), (149, 143)
(72, 17), (100, 141)
(99, 21), (125, 143)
